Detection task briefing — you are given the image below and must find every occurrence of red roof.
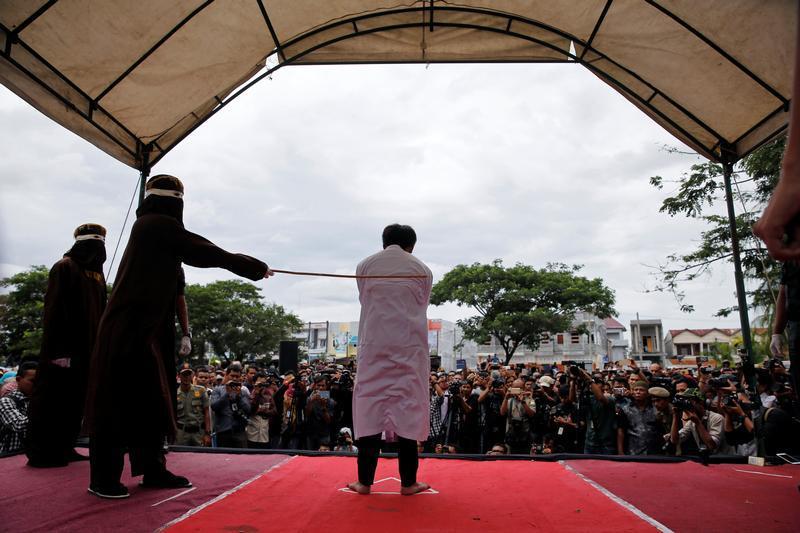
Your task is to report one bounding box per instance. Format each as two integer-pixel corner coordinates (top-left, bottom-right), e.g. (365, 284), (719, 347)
(604, 317), (626, 330)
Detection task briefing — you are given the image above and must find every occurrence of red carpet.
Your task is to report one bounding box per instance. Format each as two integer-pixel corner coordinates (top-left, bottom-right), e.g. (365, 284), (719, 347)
(0, 451), (289, 532)
(166, 456), (656, 532)
(568, 460), (800, 532)
(3, 452), (798, 531)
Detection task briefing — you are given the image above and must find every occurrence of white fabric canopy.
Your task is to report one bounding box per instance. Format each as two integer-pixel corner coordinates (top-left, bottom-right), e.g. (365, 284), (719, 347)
(0, 1), (795, 169)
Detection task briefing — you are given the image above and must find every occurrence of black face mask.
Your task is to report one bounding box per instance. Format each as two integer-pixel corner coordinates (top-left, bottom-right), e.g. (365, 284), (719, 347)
(136, 195), (184, 226)
(64, 239), (106, 273)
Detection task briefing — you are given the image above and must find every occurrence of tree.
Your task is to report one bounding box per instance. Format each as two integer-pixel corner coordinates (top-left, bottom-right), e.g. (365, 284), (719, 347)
(430, 261), (616, 364)
(648, 138), (785, 325)
(0, 266), (49, 365)
(183, 279), (302, 363)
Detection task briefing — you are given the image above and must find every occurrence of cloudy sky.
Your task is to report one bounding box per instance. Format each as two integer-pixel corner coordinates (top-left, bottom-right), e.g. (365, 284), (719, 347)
(0, 62), (756, 335)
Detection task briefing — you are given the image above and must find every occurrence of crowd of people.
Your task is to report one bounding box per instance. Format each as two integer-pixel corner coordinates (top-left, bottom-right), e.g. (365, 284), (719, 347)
(159, 356), (800, 459)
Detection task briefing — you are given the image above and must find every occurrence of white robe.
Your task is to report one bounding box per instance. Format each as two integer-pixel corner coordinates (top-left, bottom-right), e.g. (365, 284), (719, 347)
(352, 245), (433, 441)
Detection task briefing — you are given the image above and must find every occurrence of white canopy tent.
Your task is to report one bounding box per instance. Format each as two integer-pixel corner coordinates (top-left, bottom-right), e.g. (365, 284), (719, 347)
(0, 0), (797, 361)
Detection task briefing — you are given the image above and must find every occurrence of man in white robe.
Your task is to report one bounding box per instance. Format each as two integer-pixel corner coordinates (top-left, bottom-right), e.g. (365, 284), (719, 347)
(347, 224), (432, 496)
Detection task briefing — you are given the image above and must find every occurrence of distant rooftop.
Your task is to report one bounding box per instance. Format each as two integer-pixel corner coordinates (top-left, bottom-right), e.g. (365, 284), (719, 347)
(603, 317), (626, 330)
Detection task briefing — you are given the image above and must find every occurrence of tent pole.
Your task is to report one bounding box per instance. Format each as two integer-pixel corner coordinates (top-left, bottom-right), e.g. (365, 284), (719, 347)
(137, 146), (151, 206)
(721, 146), (755, 375)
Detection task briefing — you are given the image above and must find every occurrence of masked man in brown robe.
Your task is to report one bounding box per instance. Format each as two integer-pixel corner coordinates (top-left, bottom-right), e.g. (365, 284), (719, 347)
(26, 223), (108, 468)
(85, 174), (272, 499)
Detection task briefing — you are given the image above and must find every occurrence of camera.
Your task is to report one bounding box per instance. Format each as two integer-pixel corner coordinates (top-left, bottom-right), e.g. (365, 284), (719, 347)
(672, 395), (694, 412)
(649, 376), (672, 390)
(230, 399), (249, 424)
(708, 375), (736, 388)
(723, 394), (738, 407)
(563, 361), (581, 377)
(492, 378), (505, 389)
(448, 381), (463, 395)
(335, 370), (353, 389)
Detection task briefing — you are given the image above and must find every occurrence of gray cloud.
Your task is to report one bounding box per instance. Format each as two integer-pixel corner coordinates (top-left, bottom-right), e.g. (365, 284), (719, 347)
(1, 63), (749, 332)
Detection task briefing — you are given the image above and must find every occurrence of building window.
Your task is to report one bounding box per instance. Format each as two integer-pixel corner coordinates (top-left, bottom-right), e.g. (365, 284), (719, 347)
(557, 334), (564, 345)
(570, 332), (580, 343)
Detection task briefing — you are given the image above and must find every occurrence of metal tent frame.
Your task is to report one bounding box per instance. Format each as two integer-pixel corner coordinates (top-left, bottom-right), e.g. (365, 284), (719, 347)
(2, 2), (792, 367)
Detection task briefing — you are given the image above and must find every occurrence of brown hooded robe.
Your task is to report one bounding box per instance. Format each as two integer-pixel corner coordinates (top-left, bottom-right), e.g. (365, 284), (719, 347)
(26, 253), (107, 464)
(85, 212), (266, 476)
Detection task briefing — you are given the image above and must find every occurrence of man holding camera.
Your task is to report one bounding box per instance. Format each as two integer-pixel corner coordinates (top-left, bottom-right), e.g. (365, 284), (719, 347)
(246, 372), (276, 449)
(500, 378), (535, 454)
(305, 375), (335, 451)
(348, 224), (432, 496)
(476, 373), (506, 453)
(210, 378), (251, 448)
(669, 388), (724, 454)
(570, 367), (617, 455)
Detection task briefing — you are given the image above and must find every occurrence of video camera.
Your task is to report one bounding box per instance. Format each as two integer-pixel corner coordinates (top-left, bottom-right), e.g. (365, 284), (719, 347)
(649, 376), (673, 391)
(671, 395), (694, 412)
(448, 381), (464, 395)
(334, 370), (353, 389)
(708, 374), (737, 389)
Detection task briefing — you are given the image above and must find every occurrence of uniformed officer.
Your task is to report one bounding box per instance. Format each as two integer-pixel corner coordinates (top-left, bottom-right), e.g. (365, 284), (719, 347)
(175, 368), (211, 446)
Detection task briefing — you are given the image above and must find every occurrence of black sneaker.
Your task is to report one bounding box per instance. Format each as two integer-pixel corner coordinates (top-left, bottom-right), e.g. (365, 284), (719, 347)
(88, 484), (130, 499)
(140, 470), (192, 489)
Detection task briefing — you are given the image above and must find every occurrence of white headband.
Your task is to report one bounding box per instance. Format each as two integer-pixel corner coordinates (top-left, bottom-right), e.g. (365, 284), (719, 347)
(145, 188), (183, 199)
(75, 234), (105, 242)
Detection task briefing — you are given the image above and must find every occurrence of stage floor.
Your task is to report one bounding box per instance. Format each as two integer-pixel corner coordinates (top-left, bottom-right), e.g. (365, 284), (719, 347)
(2, 451), (798, 532)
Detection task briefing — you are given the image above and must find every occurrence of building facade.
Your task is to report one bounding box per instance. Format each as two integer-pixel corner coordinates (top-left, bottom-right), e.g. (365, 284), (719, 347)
(474, 312), (620, 368)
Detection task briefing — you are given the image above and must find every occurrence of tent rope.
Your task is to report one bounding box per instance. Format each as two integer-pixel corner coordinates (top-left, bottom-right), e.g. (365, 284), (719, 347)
(105, 173), (139, 281)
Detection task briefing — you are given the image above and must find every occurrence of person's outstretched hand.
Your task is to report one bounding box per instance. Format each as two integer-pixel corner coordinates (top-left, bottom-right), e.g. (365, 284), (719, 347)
(264, 268), (274, 279)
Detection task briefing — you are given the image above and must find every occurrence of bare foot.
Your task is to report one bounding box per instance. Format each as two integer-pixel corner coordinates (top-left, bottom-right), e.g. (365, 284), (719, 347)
(401, 482), (430, 495)
(347, 481), (371, 495)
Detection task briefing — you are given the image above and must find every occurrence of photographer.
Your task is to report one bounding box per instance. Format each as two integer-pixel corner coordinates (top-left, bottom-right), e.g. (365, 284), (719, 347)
(443, 381), (476, 453)
(719, 389), (756, 456)
(669, 388), (724, 455)
(551, 391), (580, 453)
(305, 375), (335, 451)
(500, 378), (535, 454)
(570, 367), (616, 455)
(246, 372), (276, 449)
(334, 427), (358, 452)
(210, 379), (251, 448)
(278, 374), (307, 449)
(530, 377), (559, 448)
(476, 373), (506, 453)
(330, 369), (353, 438)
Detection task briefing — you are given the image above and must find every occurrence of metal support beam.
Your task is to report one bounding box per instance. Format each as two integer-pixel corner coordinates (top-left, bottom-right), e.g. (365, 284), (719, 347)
(138, 146), (151, 206)
(721, 146), (755, 378)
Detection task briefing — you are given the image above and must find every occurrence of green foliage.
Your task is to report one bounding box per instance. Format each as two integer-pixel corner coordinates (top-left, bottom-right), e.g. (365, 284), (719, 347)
(430, 261), (616, 364)
(648, 137), (785, 320)
(0, 266), (49, 365)
(183, 280), (302, 363)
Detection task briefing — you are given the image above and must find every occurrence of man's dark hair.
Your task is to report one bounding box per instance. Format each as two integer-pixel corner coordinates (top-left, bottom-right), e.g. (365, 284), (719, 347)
(17, 360), (38, 376)
(382, 224), (417, 250)
(227, 363), (243, 374)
